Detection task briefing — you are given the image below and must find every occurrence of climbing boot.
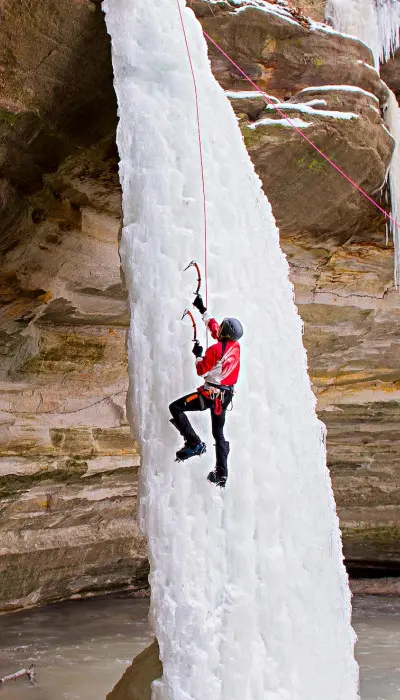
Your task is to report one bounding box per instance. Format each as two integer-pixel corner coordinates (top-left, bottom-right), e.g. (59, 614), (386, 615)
(207, 469), (227, 488)
(175, 441), (206, 463)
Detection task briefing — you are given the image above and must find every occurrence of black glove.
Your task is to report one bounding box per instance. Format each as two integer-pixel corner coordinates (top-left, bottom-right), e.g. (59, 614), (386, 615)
(192, 341), (203, 358)
(193, 294), (207, 315)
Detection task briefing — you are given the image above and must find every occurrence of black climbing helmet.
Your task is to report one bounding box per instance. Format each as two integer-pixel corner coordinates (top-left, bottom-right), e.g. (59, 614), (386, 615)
(219, 317), (243, 341)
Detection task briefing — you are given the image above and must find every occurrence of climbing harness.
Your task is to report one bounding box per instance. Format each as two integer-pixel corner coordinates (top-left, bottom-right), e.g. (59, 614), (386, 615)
(199, 340), (234, 416)
(201, 29), (400, 231)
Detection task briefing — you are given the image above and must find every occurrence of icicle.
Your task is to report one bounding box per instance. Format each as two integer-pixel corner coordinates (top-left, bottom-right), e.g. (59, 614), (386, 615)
(325, 0), (400, 66)
(326, 0), (400, 286)
(385, 90), (400, 288)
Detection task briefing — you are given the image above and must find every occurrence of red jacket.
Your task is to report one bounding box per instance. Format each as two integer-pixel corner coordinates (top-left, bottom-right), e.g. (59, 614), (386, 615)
(195, 313), (240, 386)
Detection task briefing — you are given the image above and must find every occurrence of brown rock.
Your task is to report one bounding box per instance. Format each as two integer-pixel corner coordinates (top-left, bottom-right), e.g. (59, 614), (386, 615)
(0, 0), (117, 233)
(236, 86), (393, 236)
(193, 0), (387, 101)
(381, 47), (400, 100)
(106, 641), (163, 700)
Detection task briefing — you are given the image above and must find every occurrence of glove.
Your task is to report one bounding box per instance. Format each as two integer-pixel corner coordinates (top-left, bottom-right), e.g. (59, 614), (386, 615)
(193, 294), (207, 315)
(192, 341), (203, 358)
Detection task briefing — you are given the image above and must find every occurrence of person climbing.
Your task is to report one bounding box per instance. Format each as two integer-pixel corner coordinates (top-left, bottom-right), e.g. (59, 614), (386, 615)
(169, 293), (243, 488)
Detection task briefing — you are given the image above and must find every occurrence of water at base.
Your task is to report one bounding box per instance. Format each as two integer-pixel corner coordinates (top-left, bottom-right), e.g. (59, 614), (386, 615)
(353, 596), (400, 700)
(0, 598), (152, 700)
(0, 596), (399, 700)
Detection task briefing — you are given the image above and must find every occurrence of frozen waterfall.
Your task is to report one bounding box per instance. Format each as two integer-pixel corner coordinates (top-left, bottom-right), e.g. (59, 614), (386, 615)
(385, 91), (400, 286)
(326, 0), (400, 285)
(104, 1), (359, 699)
(325, 0), (400, 66)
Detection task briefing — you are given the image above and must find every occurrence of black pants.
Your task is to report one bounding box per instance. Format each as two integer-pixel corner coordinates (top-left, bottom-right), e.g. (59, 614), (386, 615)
(169, 390), (232, 479)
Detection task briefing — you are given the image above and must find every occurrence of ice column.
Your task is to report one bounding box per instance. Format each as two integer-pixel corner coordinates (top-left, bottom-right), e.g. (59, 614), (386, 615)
(326, 0), (400, 284)
(385, 91), (400, 286)
(104, 2), (359, 699)
(325, 0), (400, 65)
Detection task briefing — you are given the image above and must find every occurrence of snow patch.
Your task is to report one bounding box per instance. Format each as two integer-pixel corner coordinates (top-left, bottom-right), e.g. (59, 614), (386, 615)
(225, 90), (278, 102)
(299, 85), (379, 103)
(357, 59), (379, 74)
(303, 99), (328, 108)
(265, 102), (359, 120)
(248, 116), (313, 129)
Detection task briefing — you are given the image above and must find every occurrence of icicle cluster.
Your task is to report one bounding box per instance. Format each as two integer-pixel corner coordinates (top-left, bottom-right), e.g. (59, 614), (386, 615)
(385, 91), (400, 287)
(325, 0), (400, 66)
(326, 0), (400, 286)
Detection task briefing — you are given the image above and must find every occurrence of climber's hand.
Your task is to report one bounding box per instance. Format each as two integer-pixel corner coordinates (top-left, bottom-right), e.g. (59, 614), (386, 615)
(193, 294), (207, 314)
(192, 341), (203, 358)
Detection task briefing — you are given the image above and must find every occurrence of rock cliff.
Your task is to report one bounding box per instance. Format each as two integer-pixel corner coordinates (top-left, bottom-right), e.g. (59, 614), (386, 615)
(0, 0), (399, 610)
(0, 0), (147, 611)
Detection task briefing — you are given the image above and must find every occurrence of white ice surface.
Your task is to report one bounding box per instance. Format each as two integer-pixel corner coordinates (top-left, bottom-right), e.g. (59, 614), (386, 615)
(385, 91), (400, 287)
(325, 0), (400, 65)
(104, 1), (359, 699)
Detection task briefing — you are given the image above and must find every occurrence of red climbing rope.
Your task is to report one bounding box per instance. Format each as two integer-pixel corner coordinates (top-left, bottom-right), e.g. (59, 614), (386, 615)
(176, 0), (209, 308)
(202, 29), (400, 231)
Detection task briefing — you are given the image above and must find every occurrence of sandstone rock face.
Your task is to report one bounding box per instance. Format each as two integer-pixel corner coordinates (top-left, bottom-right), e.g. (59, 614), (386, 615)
(1, 0), (400, 610)
(237, 86), (393, 236)
(0, 0), (117, 235)
(0, 3), (147, 611)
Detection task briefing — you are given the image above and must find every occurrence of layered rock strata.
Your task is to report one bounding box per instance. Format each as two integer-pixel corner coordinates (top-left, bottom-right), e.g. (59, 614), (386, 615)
(0, 1), (147, 611)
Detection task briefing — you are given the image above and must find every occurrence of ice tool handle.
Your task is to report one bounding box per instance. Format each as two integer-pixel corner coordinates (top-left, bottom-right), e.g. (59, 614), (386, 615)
(181, 309), (197, 343)
(184, 260), (202, 295)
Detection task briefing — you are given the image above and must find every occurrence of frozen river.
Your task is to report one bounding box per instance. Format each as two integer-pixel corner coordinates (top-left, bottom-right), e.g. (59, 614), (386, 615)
(0, 595), (399, 699)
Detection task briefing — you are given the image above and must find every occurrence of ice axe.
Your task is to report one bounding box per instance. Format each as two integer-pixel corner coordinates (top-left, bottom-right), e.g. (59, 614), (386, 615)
(181, 309), (197, 343)
(183, 260), (202, 296)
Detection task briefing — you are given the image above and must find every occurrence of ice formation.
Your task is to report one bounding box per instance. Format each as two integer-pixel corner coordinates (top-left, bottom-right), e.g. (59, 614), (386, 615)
(326, 0), (400, 66)
(385, 91), (400, 286)
(104, 1), (359, 698)
(326, 0), (400, 285)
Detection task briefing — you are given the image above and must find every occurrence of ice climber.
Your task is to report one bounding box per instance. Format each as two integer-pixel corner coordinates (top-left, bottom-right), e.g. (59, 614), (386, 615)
(169, 293), (243, 488)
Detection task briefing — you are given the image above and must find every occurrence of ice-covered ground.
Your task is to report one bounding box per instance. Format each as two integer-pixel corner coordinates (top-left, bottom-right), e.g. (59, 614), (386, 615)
(104, 1), (359, 699)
